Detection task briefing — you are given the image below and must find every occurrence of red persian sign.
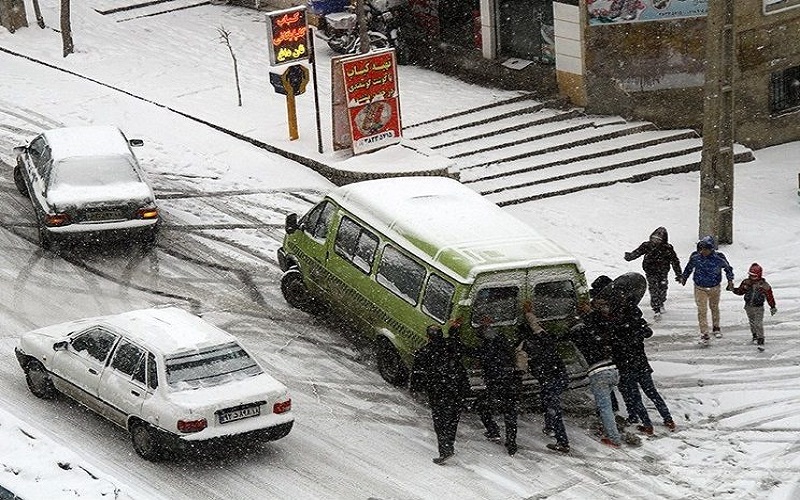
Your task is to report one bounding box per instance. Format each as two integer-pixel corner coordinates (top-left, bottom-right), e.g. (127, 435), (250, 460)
(267, 6), (309, 66)
(340, 49), (402, 154)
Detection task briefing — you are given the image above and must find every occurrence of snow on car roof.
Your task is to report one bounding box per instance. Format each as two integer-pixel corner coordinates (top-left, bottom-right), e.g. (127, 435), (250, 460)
(327, 176), (581, 282)
(42, 126), (135, 162)
(100, 307), (237, 357)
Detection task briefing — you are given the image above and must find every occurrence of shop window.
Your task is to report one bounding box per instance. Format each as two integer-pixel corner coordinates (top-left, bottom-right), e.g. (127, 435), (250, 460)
(769, 65), (800, 115)
(764, 0), (800, 14)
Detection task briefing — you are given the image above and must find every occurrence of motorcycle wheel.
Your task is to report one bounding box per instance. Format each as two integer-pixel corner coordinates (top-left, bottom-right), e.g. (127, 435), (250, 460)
(328, 35), (352, 54)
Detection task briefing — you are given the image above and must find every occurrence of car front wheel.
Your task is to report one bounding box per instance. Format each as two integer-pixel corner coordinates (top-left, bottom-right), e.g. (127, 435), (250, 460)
(25, 359), (56, 399)
(130, 422), (164, 461)
(280, 268), (315, 313)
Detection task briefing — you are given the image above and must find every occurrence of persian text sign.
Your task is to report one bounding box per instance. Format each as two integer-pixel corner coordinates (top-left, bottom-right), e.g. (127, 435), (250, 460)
(267, 6), (309, 66)
(341, 50), (402, 154)
(588, 0), (707, 25)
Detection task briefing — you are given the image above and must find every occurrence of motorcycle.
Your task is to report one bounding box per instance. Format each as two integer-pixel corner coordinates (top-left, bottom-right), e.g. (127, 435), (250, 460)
(323, 0), (411, 64)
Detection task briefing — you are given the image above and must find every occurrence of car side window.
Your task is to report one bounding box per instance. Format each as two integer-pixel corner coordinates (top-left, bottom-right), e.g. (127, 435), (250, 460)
(28, 136), (46, 165)
(377, 245), (425, 305)
(110, 339), (146, 379)
(422, 273), (455, 323)
(334, 217), (379, 273)
(146, 353), (158, 390)
(71, 328), (118, 363)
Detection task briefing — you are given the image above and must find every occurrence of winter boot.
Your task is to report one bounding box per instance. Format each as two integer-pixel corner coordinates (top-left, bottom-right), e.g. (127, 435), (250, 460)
(432, 452), (453, 465)
(757, 338), (765, 352)
(637, 425), (654, 436)
(601, 437), (621, 448)
(712, 327), (722, 339)
(546, 443), (570, 453)
(505, 441), (518, 456)
(664, 419), (676, 431)
(699, 334), (710, 347)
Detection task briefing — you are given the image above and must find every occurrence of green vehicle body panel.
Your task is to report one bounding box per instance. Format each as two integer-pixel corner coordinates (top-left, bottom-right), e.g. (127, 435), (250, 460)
(279, 177), (590, 385)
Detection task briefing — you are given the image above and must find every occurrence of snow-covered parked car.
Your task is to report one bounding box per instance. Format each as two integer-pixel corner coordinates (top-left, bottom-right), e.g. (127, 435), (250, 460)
(14, 307), (294, 461)
(12, 125), (160, 250)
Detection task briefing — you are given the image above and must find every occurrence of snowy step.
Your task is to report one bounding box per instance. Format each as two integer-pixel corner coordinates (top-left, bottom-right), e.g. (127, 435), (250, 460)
(403, 98), (544, 140)
(459, 129), (699, 183)
(484, 152), (704, 206)
(451, 121), (656, 170)
(416, 108), (581, 151)
(470, 137), (704, 195)
(482, 143), (752, 206)
(434, 112), (612, 158)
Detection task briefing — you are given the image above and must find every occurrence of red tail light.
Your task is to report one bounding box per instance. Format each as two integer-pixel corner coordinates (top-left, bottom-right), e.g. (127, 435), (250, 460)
(44, 213), (71, 227)
(177, 418), (207, 433)
(273, 400), (292, 414)
(136, 207), (159, 219)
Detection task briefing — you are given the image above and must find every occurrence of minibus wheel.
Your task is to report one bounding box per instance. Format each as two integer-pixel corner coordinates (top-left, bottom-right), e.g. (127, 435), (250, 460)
(281, 268), (315, 313)
(376, 337), (409, 387)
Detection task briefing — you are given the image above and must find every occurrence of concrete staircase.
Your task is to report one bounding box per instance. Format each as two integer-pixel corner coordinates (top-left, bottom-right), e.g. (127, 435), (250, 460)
(403, 95), (754, 206)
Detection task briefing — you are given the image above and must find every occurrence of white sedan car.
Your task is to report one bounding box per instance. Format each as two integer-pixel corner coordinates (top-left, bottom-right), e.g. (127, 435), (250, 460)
(12, 125), (159, 250)
(15, 307), (294, 460)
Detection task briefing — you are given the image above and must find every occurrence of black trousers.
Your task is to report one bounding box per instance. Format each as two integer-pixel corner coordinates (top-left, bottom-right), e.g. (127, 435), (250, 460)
(477, 375), (520, 445)
(430, 393), (462, 457)
(647, 272), (669, 313)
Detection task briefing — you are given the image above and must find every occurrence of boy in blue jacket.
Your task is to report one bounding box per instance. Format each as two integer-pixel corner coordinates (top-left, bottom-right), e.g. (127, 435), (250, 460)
(678, 236), (735, 346)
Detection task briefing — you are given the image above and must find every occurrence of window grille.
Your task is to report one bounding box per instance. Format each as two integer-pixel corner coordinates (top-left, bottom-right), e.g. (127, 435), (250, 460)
(769, 65), (800, 115)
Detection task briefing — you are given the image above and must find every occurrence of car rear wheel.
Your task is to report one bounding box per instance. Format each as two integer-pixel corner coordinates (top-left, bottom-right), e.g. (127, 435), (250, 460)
(376, 337), (409, 387)
(25, 360), (56, 399)
(280, 268), (315, 313)
(13, 165), (28, 196)
(130, 422), (164, 461)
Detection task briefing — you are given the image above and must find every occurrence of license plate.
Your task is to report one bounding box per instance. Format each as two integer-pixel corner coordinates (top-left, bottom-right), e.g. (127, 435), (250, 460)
(84, 210), (125, 222)
(218, 405), (260, 424)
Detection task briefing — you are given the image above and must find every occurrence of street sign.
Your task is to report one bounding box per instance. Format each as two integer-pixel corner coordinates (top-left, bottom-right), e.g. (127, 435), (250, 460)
(266, 6), (309, 66)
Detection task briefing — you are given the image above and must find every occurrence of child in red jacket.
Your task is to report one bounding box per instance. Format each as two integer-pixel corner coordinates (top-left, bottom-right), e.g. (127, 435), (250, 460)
(732, 263), (777, 351)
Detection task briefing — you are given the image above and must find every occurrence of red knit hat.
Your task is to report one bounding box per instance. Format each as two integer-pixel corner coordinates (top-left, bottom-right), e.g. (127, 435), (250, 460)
(748, 263), (763, 279)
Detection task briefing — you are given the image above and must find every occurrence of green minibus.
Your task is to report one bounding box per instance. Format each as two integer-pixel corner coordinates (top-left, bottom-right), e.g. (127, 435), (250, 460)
(277, 176), (588, 390)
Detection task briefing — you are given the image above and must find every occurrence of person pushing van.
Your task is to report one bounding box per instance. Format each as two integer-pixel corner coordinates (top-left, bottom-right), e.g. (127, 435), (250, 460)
(410, 319), (470, 465)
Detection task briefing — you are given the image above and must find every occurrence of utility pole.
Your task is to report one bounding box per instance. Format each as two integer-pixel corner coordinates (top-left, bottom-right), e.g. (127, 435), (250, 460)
(698, 0), (735, 244)
(356, 0), (369, 53)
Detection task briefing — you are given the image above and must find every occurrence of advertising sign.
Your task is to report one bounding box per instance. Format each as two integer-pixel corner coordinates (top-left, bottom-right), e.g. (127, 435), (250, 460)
(587, 0), (707, 25)
(266, 6), (309, 66)
(340, 49), (402, 154)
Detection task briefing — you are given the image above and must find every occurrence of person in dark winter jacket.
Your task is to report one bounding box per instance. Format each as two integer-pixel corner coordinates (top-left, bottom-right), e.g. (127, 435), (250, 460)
(624, 227), (682, 318)
(678, 235), (735, 346)
(601, 273), (676, 434)
(733, 263), (777, 351)
(410, 319), (470, 465)
(472, 317), (521, 456)
(567, 301), (622, 447)
(521, 300), (570, 453)
(586, 275), (621, 415)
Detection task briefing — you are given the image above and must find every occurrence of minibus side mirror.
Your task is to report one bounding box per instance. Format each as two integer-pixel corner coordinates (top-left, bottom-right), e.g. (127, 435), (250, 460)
(285, 213), (299, 234)
(13, 145), (27, 155)
(128, 139), (144, 147)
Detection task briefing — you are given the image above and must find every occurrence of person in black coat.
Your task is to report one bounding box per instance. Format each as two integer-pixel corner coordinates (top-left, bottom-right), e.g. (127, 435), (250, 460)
(472, 317), (521, 456)
(410, 319), (470, 464)
(521, 301), (570, 453)
(624, 227), (682, 318)
(601, 273), (676, 433)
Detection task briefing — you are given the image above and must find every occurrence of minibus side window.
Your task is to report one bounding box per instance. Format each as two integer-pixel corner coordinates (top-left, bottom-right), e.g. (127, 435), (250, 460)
(334, 216), (378, 273)
(377, 245), (425, 305)
(422, 273), (455, 323)
(472, 286), (519, 324)
(532, 280), (576, 319)
(302, 201), (335, 240)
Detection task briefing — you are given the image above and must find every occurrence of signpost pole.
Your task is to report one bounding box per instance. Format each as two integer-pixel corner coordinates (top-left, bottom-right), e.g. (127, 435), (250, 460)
(286, 90), (299, 140)
(309, 27), (324, 153)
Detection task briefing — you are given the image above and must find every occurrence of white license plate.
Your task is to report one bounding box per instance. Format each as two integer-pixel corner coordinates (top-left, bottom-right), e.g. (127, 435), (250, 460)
(84, 210), (125, 222)
(218, 405), (260, 424)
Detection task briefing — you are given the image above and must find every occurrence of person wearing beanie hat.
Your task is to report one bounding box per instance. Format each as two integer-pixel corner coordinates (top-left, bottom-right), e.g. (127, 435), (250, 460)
(733, 263), (777, 351)
(624, 227), (682, 320)
(678, 235), (735, 346)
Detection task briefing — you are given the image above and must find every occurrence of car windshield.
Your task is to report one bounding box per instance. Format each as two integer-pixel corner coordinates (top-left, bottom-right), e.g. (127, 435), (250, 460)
(51, 155), (140, 187)
(164, 342), (263, 390)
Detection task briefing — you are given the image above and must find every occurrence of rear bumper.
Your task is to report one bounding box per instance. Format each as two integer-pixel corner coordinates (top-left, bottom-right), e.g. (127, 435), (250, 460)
(46, 218), (158, 235)
(162, 420), (294, 453)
